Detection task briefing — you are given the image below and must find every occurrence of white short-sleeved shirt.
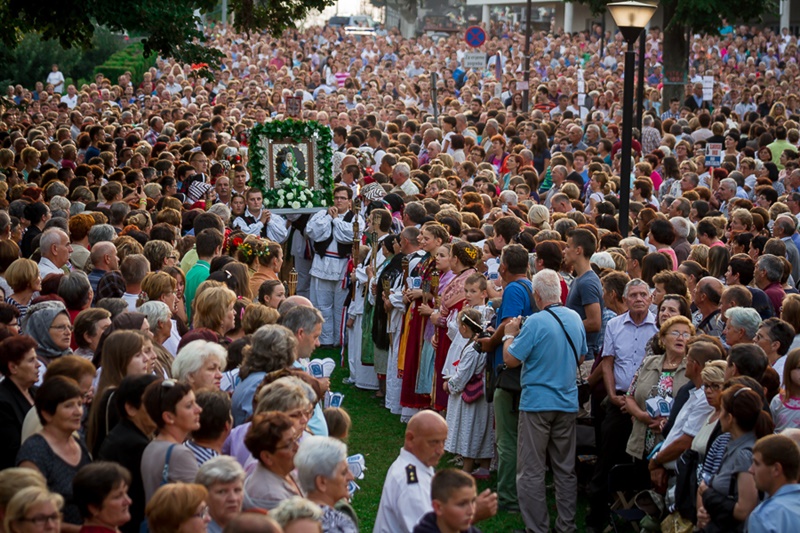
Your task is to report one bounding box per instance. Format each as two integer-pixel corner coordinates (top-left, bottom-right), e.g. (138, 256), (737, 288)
(374, 448), (434, 533)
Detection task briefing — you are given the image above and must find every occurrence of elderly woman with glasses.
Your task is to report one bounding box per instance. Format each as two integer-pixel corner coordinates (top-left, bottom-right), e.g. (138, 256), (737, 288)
(22, 301), (73, 369)
(624, 316), (693, 463)
(4, 486), (64, 533)
(242, 411), (304, 511)
(138, 272), (184, 354)
(225, 377), (314, 468)
(17, 376), (92, 529)
(294, 436), (357, 533)
(140, 380), (203, 502)
(195, 456), (246, 533)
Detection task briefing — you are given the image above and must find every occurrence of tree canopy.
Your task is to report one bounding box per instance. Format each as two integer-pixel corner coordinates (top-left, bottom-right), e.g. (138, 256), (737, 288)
(2, 0), (334, 68)
(570, 0), (778, 33)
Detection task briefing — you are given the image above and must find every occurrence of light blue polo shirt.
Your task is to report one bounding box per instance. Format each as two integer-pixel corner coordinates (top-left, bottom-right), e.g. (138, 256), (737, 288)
(508, 305), (587, 413)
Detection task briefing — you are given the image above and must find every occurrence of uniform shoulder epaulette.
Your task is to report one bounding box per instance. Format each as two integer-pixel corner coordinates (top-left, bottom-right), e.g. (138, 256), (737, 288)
(405, 464), (418, 484)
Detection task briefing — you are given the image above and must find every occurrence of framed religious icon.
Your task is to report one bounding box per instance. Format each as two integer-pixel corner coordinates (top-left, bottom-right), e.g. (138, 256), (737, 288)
(285, 96), (302, 118)
(248, 119), (333, 212)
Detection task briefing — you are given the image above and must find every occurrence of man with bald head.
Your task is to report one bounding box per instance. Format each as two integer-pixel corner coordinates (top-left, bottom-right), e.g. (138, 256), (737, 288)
(277, 295), (313, 315)
(693, 276), (724, 337)
(374, 411), (496, 533)
(87, 241), (119, 302)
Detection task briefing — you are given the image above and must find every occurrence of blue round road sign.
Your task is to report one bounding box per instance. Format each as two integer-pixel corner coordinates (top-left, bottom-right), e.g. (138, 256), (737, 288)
(464, 26), (486, 48)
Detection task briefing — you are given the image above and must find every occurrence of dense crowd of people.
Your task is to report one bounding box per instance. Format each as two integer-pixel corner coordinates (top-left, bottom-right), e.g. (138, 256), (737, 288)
(1, 15), (800, 533)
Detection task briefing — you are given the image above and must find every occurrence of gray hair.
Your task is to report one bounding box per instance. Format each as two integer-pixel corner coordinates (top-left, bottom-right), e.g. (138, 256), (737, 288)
(619, 236), (647, 251)
(279, 306), (324, 337)
(208, 203), (231, 224)
(720, 178), (738, 192)
(532, 269), (561, 304)
(242, 324), (297, 377)
(69, 202), (86, 217)
(270, 497), (322, 529)
(254, 377), (311, 415)
(758, 254), (784, 282)
(137, 301), (171, 333)
(57, 270), (91, 308)
(671, 217), (691, 239)
(109, 202), (130, 225)
(725, 307), (762, 339)
(643, 115), (654, 126)
(427, 140), (442, 151)
(49, 196), (71, 213)
(294, 436), (348, 494)
(172, 340), (227, 381)
(499, 190), (518, 206)
(590, 252), (615, 269)
(40, 228), (67, 259)
(553, 218), (577, 241)
(195, 455), (245, 487)
(88, 224), (117, 247)
(393, 162), (411, 179)
(623, 278), (650, 298)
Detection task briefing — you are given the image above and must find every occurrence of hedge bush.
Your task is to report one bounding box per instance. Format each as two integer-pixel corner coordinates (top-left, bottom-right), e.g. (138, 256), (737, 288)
(93, 42), (156, 85)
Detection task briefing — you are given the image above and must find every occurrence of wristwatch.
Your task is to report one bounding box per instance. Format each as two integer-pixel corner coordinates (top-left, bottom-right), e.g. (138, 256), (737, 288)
(502, 335), (515, 343)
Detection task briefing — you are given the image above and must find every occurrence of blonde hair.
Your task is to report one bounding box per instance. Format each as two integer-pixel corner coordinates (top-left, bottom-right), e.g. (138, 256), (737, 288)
(138, 271), (177, 306)
(242, 304), (280, 334)
(4, 487), (63, 533)
(689, 244), (709, 268)
(0, 468), (46, 508)
(5, 258), (39, 292)
(193, 286), (237, 333)
(700, 360), (727, 385)
(146, 483), (208, 533)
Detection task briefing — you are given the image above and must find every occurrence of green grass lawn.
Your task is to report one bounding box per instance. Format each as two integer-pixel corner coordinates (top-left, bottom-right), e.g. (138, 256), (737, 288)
(317, 348), (590, 532)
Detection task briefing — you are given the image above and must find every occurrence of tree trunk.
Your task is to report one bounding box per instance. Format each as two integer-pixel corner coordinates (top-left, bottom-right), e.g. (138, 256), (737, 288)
(661, 1), (689, 106)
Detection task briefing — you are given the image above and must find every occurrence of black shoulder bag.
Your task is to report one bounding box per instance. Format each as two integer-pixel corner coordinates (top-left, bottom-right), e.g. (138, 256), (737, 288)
(487, 281), (534, 402)
(544, 307), (591, 406)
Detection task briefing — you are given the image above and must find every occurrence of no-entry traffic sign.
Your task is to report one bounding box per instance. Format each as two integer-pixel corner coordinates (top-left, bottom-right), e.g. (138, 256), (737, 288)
(464, 26), (486, 48)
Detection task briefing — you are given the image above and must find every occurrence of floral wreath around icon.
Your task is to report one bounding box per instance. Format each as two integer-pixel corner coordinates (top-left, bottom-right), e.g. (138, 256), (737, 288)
(248, 119), (333, 210)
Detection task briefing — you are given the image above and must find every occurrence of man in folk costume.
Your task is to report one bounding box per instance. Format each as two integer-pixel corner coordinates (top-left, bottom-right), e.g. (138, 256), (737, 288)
(358, 204), (394, 395)
(386, 226), (424, 419)
(232, 188), (289, 243)
(307, 185), (364, 347)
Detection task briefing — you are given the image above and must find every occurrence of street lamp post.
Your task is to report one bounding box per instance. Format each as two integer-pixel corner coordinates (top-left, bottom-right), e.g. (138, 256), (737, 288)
(522, 0), (533, 113)
(608, 0), (657, 236)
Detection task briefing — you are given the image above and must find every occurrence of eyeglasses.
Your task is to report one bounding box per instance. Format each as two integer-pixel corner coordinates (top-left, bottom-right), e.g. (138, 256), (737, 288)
(334, 196), (349, 201)
(668, 331), (691, 339)
(19, 513), (61, 525)
(275, 433), (303, 451)
(50, 324), (73, 332)
(192, 506), (210, 520)
(703, 382), (723, 391)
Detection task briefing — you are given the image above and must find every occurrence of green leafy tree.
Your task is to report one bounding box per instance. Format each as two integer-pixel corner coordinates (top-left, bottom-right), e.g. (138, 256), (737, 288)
(569, 0), (778, 104)
(0, 28), (126, 88)
(2, 0), (335, 71)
